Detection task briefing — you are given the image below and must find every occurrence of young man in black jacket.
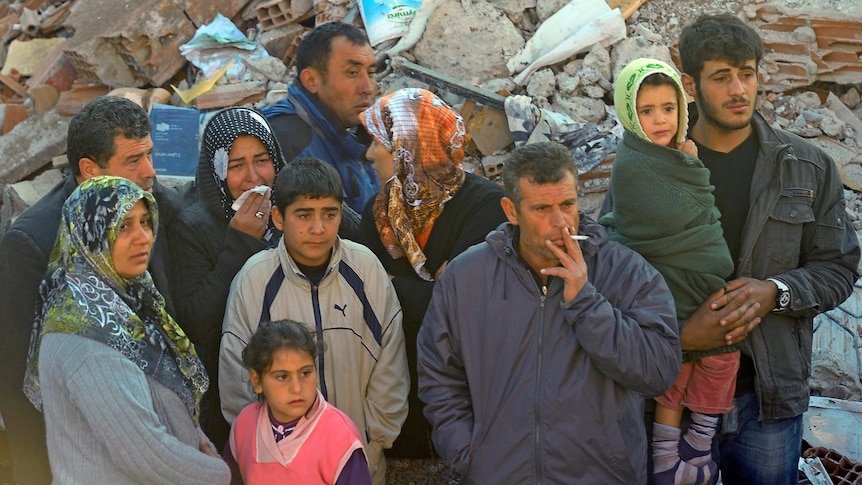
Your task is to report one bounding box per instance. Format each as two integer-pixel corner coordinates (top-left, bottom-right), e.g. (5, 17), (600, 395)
(676, 14), (860, 484)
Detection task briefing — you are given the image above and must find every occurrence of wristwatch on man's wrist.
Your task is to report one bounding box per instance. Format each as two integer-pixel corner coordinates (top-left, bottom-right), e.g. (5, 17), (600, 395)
(767, 277), (791, 312)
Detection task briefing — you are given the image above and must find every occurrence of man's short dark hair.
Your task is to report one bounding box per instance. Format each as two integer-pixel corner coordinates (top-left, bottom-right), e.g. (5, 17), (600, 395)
(295, 22), (370, 76)
(66, 96), (151, 177)
(274, 158), (344, 213)
(66, 96), (150, 177)
(679, 14), (764, 86)
(502, 142), (577, 209)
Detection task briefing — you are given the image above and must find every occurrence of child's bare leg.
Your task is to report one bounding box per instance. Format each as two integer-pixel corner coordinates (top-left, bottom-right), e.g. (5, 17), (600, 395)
(655, 402), (683, 427)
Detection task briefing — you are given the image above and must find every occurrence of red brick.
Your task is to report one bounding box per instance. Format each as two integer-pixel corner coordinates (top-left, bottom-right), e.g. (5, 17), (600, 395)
(56, 84), (110, 116)
(194, 83), (266, 110)
(3, 103), (30, 134)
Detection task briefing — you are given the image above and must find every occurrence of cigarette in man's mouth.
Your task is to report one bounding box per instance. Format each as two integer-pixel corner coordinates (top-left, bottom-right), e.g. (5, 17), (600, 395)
(570, 235), (589, 240)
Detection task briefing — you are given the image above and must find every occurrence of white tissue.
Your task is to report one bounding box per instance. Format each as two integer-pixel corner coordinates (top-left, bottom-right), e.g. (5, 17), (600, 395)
(231, 185), (269, 211)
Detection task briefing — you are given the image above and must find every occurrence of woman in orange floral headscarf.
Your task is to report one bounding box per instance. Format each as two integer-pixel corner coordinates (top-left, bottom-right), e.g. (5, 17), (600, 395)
(356, 88), (507, 458)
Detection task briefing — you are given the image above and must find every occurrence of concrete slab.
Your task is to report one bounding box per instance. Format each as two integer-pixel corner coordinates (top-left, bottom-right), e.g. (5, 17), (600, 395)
(0, 109), (68, 185)
(805, 397), (862, 463)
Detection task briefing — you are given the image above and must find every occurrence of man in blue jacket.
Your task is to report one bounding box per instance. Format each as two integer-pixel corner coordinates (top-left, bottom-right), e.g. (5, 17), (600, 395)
(417, 141), (682, 483)
(262, 22), (379, 218)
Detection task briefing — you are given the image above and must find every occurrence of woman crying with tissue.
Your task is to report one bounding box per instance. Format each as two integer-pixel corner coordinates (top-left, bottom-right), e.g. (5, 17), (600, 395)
(169, 107), (285, 453)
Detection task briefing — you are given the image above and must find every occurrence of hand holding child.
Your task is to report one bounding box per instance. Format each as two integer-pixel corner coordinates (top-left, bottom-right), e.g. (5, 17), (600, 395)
(679, 139), (698, 158)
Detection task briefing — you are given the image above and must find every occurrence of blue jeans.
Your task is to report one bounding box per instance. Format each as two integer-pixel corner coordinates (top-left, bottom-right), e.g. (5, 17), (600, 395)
(717, 392), (802, 485)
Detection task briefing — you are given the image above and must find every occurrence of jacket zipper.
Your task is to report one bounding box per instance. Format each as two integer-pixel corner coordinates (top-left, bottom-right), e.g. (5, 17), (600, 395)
(535, 284), (547, 483)
(311, 283), (328, 399)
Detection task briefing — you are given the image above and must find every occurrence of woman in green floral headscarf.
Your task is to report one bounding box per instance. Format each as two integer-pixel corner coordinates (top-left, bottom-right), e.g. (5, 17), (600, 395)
(23, 176), (230, 484)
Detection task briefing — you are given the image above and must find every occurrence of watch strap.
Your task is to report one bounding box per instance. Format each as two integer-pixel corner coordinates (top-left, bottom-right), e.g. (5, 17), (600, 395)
(767, 277), (791, 312)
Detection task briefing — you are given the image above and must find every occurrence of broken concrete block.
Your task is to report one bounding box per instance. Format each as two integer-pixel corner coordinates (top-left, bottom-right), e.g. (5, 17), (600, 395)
(526, 68), (555, 99)
(480, 153), (507, 180)
(182, 0), (248, 27)
(243, 56), (288, 84)
(256, 0), (314, 31)
(195, 83), (266, 110)
(63, 36), (138, 87)
(25, 40), (78, 93)
(817, 113), (846, 139)
(797, 91), (823, 109)
(0, 109), (69, 185)
(0, 168), (64, 235)
(555, 72), (580, 97)
(750, 5), (862, 91)
(488, 0), (526, 19)
(840, 162), (862, 192)
(610, 36), (673, 80)
(551, 93), (605, 124)
(840, 88), (860, 110)
(583, 43), (611, 82)
(16, 7), (40, 38)
(465, 107), (514, 157)
(39, 2), (73, 35)
(583, 83), (606, 99)
(810, 136), (862, 176)
(536, 0), (568, 22)
(257, 23), (307, 62)
(62, 0), (248, 87)
(282, 27), (309, 69)
(632, 24), (663, 44)
(1, 38), (67, 76)
(826, 92), (862, 148)
(413, 0), (524, 85)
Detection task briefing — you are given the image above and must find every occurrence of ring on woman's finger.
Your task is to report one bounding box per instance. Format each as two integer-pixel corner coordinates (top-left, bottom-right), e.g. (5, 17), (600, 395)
(255, 210), (265, 219)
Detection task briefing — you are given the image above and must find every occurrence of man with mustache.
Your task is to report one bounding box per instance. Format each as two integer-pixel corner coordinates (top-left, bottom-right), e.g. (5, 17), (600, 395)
(0, 96), (183, 484)
(675, 14), (860, 484)
(417, 141), (681, 483)
(262, 22), (379, 221)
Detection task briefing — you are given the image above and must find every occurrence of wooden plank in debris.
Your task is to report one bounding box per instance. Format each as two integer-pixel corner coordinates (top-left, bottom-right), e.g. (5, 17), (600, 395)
(390, 57), (506, 111)
(606, 0), (648, 20)
(0, 74), (29, 98)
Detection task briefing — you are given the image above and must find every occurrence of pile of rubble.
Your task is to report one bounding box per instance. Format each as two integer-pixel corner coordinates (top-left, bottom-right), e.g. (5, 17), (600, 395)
(0, 0), (860, 224)
(0, 0), (861, 474)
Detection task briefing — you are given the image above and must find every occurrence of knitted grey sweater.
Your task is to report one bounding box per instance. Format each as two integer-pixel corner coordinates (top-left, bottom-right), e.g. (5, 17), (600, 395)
(37, 333), (230, 485)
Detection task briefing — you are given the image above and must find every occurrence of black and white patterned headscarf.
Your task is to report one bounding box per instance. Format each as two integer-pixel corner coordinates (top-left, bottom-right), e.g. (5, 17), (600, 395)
(202, 107), (285, 221)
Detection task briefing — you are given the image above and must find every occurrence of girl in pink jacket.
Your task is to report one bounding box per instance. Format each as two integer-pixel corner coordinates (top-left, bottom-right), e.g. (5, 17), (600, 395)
(224, 320), (371, 485)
